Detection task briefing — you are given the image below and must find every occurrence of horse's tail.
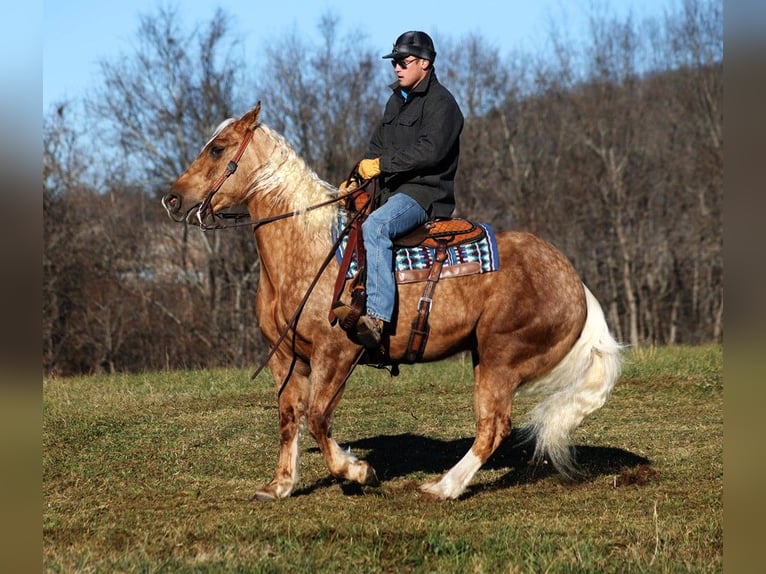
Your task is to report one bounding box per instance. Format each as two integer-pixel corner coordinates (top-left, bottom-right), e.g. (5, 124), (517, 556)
(519, 284), (623, 478)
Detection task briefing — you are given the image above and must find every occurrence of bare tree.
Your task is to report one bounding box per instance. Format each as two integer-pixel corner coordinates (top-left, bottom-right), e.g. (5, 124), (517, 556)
(439, 33), (511, 119)
(91, 5), (266, 367)
(252, 12), (385, 184)
(88, 5), (246, 188)
(455, 0), (722, 346)
(43, 1), (723, 375)
(43, 102), (94, 373)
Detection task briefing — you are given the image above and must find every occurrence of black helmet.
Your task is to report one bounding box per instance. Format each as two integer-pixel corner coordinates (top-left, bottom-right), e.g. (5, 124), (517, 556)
(382, 31), (436, 62)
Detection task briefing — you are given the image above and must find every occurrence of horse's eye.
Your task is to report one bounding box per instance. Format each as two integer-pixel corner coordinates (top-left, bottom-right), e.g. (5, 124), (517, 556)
(210, 146), (225, 159)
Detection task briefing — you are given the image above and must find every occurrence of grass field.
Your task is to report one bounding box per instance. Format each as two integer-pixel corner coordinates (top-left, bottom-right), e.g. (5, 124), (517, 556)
(43, 345), (722, 573)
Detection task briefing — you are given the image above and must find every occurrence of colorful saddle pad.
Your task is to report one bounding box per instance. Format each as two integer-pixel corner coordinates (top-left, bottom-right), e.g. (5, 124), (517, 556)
(333, 212), (500, 284)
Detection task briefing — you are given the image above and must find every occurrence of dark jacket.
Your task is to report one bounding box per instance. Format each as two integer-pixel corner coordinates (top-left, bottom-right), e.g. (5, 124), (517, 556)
(366, 68), (464, 219)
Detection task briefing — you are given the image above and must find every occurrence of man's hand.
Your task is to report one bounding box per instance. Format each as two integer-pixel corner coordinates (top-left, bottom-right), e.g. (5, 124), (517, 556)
(358, 158), (381, 180)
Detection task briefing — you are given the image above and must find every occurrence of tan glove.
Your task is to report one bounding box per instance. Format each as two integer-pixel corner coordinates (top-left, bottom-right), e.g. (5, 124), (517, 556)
(358, 158), (381, 180)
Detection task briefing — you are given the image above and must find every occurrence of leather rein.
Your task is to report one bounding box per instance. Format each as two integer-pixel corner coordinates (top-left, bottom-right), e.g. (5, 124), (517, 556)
(185, 125), (372, 392)
(192, 125), (365, 232)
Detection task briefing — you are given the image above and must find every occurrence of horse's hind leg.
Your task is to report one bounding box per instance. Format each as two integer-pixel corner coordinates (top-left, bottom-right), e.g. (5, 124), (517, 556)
(254, 357), (311, 501)
(421, 355), (516, 500)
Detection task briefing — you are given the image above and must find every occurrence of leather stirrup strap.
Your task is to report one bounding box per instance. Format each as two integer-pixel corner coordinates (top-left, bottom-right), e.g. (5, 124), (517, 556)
(329, 223), (359, 323)
(405, 241), (449, 362)
(329, 211), (368, 329)
(341, 225), (368, 329)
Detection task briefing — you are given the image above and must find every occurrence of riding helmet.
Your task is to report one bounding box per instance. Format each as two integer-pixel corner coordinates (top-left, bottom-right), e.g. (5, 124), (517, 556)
(382, 31), (437, 62)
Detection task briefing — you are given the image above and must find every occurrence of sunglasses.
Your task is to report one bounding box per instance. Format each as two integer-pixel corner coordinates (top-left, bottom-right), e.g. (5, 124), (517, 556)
(391, 57), (420, 69)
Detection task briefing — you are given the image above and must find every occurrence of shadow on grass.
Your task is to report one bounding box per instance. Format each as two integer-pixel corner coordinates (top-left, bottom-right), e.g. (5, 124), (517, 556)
(297, 429), (650, 497)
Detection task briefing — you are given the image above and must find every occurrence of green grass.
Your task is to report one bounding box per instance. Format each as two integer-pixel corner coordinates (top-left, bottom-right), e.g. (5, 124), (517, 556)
(44, 345), (722, 573)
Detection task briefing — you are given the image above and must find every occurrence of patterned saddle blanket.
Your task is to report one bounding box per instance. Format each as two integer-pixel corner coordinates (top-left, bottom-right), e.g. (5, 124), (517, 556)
(333, 213), (500, 284)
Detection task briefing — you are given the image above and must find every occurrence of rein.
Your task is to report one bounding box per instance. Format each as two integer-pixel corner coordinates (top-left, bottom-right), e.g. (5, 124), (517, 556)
(186, 125), (374, 393)
(249, 191), (373, 396)
(193, 126), (366, 232)
(192, 141), (371, 232)
(191, 190), (363, 232)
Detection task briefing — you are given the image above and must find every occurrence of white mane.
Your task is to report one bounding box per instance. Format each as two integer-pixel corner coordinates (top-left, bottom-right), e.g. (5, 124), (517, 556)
(244, 124), (340, 237)
(204, 118), (236, 150)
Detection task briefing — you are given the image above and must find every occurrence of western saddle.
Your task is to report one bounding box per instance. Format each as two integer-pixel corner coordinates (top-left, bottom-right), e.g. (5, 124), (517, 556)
(329, 187), (485, 362)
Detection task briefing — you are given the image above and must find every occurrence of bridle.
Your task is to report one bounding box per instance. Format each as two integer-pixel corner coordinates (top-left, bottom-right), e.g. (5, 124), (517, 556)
(189, 125), (367, 232)
(175, 128), (375, 389)
(195, 127), (255, 228)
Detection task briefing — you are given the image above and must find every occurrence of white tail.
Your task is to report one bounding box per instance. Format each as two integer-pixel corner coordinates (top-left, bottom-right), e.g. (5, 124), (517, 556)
(519, 285), (623, 477)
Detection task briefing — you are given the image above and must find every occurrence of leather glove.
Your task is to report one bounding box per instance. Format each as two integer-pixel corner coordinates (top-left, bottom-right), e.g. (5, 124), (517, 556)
(341, 177), (369, 195)
(357, 158), (381, 180)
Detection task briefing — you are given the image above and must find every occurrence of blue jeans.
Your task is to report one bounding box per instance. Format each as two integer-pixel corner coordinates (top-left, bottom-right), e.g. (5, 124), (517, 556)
(362, 193), (429, 322)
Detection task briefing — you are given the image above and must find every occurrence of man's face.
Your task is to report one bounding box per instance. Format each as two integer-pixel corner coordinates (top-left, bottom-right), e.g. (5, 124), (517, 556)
(391, 56), (429, 90)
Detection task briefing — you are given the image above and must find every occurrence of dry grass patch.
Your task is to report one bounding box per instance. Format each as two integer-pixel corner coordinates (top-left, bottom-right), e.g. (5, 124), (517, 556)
(44, 345), (722, 572)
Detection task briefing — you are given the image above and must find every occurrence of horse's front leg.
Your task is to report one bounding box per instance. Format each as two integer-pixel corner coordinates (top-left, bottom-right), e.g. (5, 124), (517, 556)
(306, 353), (380, 487)
(254, 357), (311, 501)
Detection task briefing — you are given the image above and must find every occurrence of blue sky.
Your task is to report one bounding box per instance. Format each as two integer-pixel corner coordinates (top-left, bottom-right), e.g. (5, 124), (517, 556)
(43, 0), (677, 111)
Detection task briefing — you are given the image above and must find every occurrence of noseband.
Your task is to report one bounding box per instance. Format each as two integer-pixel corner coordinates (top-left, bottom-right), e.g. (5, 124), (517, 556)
(196, 127), (255, 227)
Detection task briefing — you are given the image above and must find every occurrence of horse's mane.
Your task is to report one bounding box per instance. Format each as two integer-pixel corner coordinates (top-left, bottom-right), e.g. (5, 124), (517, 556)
(243, 123), (340, 238)
(205, 118), (237, 150)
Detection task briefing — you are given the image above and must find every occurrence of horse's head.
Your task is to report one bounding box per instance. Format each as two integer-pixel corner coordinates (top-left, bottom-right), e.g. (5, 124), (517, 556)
(163, 102), (262, 227)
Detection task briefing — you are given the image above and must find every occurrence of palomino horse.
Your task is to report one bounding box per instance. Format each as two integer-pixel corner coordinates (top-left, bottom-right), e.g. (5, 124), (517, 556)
(163, 102), (622, 500)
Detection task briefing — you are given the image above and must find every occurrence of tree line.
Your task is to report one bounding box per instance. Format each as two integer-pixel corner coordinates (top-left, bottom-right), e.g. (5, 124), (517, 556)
(43, 0), (722, 375)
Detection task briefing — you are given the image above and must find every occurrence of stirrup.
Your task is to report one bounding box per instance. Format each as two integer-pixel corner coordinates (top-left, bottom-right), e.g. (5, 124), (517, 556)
(356, 316), (383, 350)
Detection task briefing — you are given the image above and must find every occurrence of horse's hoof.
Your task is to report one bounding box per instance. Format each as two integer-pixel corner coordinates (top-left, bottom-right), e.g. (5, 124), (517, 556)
(363, 466), (380, 487)
(419, 480), (450, 501)
(420, 490), (444, 502)
(252, 488), (278, 502)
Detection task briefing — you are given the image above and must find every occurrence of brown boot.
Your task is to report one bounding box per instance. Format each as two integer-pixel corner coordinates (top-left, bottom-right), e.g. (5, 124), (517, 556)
(355, 316), (384, 349)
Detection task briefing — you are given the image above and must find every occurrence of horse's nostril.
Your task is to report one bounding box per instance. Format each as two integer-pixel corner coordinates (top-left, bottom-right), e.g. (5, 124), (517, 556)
(162, 193), (187, 222)
(162, 193), (180, 211)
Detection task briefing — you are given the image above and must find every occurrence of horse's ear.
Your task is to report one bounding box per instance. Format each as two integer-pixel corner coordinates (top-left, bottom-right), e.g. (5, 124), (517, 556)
(242, 101), (261, 130)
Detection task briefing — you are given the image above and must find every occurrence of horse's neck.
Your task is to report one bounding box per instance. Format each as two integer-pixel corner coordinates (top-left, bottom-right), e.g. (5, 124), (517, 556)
(247, 185), (336, 288)
(244, 128), (337, 290)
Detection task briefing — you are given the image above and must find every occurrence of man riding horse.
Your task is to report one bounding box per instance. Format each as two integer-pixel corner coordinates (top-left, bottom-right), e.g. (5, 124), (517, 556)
(163, 34), (621, 501)
(337, 31), (464, 349)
